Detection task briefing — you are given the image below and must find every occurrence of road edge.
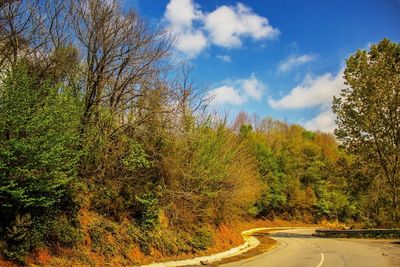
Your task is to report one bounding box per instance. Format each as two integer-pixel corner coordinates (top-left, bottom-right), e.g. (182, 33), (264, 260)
(141, 227), (291, 267)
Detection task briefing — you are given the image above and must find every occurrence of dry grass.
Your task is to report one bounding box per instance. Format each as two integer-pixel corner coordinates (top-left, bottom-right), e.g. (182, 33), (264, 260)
(211, 230), (279, 266)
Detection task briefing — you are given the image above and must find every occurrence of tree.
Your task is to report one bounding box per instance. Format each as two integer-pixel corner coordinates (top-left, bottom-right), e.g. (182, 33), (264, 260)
(0, 0), (72, 71)
(70, 0), (171, 126)
(0, 62), (82, 261)
(333, 38), (400, 226)
(68, 0), (173, 178)
(0, 61), (82, 217)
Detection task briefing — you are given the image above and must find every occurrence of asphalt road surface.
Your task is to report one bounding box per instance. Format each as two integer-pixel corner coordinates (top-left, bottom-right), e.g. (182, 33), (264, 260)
(220, 228), (400, 267)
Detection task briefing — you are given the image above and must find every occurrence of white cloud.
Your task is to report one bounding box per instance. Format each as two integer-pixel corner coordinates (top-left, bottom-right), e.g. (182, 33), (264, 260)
(304, 110), (336, 133)
(217, 54), (232, 62)
(269, 68), (345, 133)
(175, 30), (208, 57)
(164, 0), (278, 57)
(208, 74), (266, 105)
(278, 54), (315, 72)
(268, 69), (344, 109)
(242, 73), (265, 100)
(204, 3), (279, 48)
(165, 0), (207, 57)
(165, 0), (203, 32)
(208, 85), (245, 105)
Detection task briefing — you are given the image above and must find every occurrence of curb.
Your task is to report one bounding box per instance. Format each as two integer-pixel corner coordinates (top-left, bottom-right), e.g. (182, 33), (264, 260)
(141, 227), (290, 267)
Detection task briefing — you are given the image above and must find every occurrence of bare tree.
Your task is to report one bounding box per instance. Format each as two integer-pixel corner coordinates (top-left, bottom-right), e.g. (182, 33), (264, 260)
(70, 0), (172, 130)
(0, 0), (79, 85)
(169, 64), (210, 132)
(0, 0), (41, 68)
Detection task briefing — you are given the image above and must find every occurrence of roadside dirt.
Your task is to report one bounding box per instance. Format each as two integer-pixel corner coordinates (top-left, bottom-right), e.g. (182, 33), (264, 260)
(0, 219), (337, 266)
(208, 230), (279, 266)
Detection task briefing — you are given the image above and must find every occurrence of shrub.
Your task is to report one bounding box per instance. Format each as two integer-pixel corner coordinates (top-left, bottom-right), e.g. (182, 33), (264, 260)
(162, 124), (261, 226)
(134, 192), (162, 229)
(190, 226), (213, 251)
(88, 221), (117, 256)
(47, 215), (83, 248)
(2, 214), (32, 264)
(122, 140), (153, 172)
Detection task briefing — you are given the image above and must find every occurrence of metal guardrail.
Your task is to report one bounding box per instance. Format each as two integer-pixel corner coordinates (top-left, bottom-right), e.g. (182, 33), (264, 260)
(314, 229), (400, 238)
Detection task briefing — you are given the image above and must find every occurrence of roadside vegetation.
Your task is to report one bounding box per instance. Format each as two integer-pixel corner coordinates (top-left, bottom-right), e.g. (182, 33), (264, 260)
(0, 0), (398, 265)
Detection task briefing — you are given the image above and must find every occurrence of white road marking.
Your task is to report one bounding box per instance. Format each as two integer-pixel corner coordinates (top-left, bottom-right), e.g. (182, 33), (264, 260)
(316, 253), (324, 267)
(295, 238), (306, 243)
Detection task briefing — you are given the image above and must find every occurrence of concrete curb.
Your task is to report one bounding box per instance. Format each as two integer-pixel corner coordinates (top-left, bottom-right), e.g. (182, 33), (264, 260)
(141, 227), (289, 267)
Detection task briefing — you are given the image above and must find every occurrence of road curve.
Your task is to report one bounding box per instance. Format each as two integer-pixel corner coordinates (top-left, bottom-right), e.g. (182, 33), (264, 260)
(219, 228), (399, 267)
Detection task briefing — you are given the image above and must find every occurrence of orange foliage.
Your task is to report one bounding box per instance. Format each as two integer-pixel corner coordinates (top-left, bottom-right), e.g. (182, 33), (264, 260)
(127, 245), (146, 263)
(36, 248), (51, 265)
(0, 258), (15, 267)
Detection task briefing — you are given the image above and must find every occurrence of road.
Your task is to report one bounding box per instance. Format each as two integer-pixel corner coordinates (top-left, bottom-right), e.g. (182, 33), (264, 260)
(219, 228), (400, 267)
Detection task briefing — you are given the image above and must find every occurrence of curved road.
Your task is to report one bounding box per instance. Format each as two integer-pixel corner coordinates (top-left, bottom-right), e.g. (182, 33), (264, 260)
(220, 228), (400, 267)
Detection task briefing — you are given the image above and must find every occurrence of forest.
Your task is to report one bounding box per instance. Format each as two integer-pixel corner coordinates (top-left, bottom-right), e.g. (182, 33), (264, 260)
(0, 0), (399, 265)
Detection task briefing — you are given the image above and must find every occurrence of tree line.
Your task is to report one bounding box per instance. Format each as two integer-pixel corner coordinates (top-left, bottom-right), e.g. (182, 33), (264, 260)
(0, 0), (398, 265)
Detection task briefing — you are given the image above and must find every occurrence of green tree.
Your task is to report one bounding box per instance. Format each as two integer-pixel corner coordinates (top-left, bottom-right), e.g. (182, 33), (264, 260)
(333, 38), (400, 226)
(0, 62), (82, 244)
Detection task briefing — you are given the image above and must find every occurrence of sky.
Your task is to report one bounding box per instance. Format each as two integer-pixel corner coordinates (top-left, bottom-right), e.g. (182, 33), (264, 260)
(128, 0), (400, 133)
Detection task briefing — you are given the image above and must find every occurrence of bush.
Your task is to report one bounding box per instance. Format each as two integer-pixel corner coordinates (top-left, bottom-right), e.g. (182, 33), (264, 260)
(88, 222), (117, 256)
(91, 184), (126, 220)
(122, 140), (153, 172)
(2, 214), (32, 264)
(162, 124), (261, 226)
(134, 191), (162, 229)
(47, 215), (83, 248)
(190, 226), (213, 251)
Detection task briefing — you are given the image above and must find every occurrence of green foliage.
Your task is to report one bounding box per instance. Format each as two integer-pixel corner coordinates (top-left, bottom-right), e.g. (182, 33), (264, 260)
(47, 215), (83, 247)
(91, 184), (126, 220)
(239, 124), (253, 138)
(134, 192), (162, 229)
(122, 141), (153, 172)
(162, 123), (260, 226)
(2, 212), (82, 263)
(0, 62), (82, 262)
(2, 214), (32, 263)
(189, 226), (213, 251)
(89, 221), (117, 256)
(333, 38), (400, 226)
(0, 62), (81, 214)
(239, 118), (358, 222)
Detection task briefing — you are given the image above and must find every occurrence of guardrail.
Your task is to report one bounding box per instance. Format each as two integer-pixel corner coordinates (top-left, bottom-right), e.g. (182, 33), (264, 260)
(314, 229), (400, 238)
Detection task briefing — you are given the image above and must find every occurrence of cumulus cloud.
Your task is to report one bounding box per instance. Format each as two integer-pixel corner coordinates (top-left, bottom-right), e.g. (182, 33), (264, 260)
(208, 85), (245, 105)
(304, 110), (336, 133)
(278, 54), (315, 73)
(175, 30), (207, 57)
(165, 0), (203, 31)
(217, 54), (232, 62)
(208, 74), (266, 105)
(165, 0), (207, 58)
(164, 0), (278, 57)
(204, 3), (279, 48)
(269, 68), (345, 132)
(268, 69), (344, 109)
(242, 73), (265, 100)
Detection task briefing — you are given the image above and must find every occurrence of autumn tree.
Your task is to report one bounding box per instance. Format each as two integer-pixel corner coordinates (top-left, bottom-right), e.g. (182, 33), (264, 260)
(333, 38), (400, 226)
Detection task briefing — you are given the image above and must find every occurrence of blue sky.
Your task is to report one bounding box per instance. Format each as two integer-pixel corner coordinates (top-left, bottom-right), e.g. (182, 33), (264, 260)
(129, 0), (400, 132)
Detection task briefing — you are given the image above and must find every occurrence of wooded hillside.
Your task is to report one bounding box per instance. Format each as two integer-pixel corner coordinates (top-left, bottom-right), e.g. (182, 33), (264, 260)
(0, 0), (398, 265)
